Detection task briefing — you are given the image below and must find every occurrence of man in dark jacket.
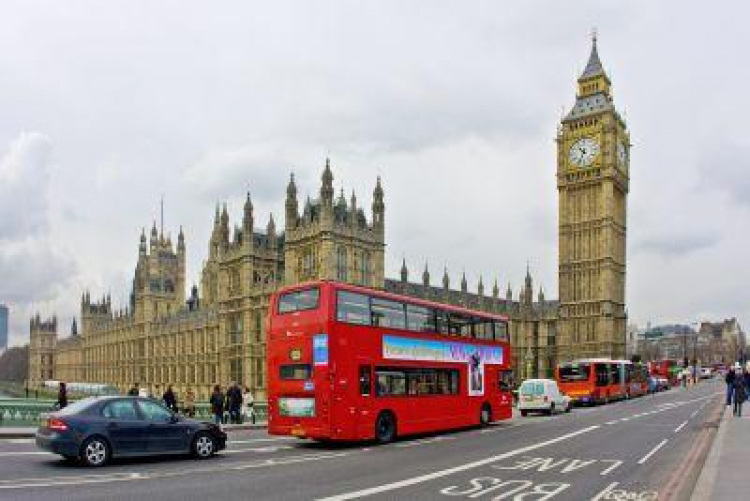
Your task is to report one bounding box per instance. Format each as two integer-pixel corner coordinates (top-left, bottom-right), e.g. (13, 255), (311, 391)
(162, 385), (178, 413)
(725, 368), (735, 405)
(733, 374), (747, 417)
(226, 382), (243, 424)
(210, 385), (225, 425)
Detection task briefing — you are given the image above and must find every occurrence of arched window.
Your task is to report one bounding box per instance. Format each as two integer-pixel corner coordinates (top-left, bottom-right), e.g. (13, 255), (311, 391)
(337, 246), (347, 281)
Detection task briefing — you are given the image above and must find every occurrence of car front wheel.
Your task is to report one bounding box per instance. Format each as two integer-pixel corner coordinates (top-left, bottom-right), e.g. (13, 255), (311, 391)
(81, 436), (110, 467)
(192, 433), (216, 459)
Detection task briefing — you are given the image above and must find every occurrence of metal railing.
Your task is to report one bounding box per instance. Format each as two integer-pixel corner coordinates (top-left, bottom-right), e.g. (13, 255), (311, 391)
(0, 397), (267, 427)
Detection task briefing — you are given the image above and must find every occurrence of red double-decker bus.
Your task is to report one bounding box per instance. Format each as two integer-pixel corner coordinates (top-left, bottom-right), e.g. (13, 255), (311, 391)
(267, 280), (513, 443)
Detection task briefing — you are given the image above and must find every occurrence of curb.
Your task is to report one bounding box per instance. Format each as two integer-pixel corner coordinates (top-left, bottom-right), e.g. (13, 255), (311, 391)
(0, 431), (35, 439)
(223, 423), (267, 432)
(690, 405), (729, 500)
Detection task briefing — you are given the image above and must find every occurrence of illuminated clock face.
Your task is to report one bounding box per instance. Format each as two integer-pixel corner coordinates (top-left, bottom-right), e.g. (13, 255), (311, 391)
(617, 141), (628, 166)
(569, 137), (600, 167)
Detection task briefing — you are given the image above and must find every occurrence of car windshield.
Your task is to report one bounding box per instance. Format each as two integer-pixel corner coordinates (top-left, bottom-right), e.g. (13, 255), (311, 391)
(559, 364), (591, 382)
(56, 397), (97, 415)
(520, 381), (545, 395)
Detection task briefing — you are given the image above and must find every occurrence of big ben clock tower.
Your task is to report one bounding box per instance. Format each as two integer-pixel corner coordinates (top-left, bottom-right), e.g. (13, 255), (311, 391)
(557, 34), (629, 361)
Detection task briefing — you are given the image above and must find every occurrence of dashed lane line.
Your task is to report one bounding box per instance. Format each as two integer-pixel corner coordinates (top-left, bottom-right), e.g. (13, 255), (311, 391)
(637, 439), (668, 465)
(674, 420), (688, 433)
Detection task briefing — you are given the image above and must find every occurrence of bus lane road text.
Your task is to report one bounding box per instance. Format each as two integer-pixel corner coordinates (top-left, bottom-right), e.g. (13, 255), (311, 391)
(437, 455), (657, 500)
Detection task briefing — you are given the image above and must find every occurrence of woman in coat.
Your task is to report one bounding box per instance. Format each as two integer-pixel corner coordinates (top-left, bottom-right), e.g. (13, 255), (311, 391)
(183, 387), (196, 418)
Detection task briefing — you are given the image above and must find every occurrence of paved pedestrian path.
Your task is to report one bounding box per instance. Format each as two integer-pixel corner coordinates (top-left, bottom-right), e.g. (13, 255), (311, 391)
(692, 404), (750, 499)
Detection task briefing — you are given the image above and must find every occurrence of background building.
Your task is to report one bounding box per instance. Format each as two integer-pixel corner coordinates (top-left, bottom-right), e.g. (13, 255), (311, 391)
(635, 319), (746, 366)
(29, 38), (629, 397)
(0, 304), (8, 353)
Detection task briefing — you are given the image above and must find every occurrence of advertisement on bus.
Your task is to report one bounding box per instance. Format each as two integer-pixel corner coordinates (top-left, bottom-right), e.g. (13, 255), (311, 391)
(382, 335), (503, 396)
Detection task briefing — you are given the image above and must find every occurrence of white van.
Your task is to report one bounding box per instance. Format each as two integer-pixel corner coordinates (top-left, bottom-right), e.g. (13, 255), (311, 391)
(518, 378), (571, 416)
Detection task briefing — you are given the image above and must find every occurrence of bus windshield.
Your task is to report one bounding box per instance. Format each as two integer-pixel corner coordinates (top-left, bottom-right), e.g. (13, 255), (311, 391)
(559, 364), (591, 382)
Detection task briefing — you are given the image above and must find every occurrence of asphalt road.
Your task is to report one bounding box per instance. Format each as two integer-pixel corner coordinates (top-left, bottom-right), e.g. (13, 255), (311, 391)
(0, 380), (723, 501)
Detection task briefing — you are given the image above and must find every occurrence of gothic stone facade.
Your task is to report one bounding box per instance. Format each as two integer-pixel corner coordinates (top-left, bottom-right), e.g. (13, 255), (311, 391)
(29, 38), (629, 397)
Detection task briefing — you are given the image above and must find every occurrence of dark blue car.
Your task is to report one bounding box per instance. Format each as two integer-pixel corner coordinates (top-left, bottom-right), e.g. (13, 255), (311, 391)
(35, 396), (227, 466)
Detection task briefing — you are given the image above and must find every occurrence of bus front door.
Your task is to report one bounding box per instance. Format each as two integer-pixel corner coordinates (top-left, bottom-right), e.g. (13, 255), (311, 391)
(356, 363), (375, 439)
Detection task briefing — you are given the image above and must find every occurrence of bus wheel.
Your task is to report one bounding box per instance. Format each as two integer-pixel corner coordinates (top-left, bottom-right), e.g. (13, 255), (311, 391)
(480, 403), (492, 426)
(375, 411), (396, 444)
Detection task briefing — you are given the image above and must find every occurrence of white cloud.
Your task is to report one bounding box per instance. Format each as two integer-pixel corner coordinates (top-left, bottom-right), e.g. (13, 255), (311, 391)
(0, 133), (78, 345)
(0, 132), (53, 240)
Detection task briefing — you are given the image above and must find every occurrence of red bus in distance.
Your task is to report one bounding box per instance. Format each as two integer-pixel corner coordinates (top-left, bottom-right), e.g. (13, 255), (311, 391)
(556, 359), (631, 405)
(267, 280), (513, 443)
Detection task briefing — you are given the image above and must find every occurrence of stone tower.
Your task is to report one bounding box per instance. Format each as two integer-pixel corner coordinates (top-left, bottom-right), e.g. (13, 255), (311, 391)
(131, 223), (186, 323)
(283, 159), (385, 288)
(557, 34), (629, 361)
(28, 315), (57, 387)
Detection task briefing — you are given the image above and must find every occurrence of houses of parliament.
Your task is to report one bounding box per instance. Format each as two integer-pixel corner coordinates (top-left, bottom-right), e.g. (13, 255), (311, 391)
(29, 37), (630, 401)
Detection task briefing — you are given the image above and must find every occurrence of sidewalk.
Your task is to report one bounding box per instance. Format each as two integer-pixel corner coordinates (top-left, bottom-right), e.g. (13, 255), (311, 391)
(0, 421), (267, 439)
(692, 405), (748, 499)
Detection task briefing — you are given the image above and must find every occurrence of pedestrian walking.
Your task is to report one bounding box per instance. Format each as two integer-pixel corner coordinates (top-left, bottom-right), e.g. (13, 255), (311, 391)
(183, 387), (196, 418)
(732, 374), (747, 417)
(57, 382), (68, 409)
(725, 368), (735, 405)
(163, 384), (178, 413)
(241, 387), (255, 425)
(127, 383), (139, 396)
(210, 385), (225, 426)
(226, 382), (243, 424)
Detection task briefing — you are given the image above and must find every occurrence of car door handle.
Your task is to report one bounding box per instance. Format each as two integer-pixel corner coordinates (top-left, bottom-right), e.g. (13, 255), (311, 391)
(107, 422), (118, 429)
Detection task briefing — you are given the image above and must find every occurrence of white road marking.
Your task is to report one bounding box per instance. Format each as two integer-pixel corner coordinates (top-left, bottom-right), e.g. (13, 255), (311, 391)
(638, 439), (668, 464)
(0, 451), (51, 457)
(674, 420), (688, 433)
(395, 436), (454, 448)
(228, 437), (294, 445)
(0, 451), (352, 490)
(605, 421), (617, 425)
(223, 445), (292, 454)
(599, 460), (622, 476)
(316, 425), (600, 500)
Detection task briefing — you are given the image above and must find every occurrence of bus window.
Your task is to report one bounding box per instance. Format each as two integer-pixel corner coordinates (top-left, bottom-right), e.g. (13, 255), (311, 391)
(595, 364), (610, 387)
(493, 321), (509, 342)
(371, 298), (406, 329)
(280, 364), (312, 380)
(435, 310), (450, 334)
(559, 363), (590, 382)
(448, 313), (472, 337)
(375, 370), (406, 396)
(499, 370), (514, 392)
(473, 318), (494, 340)
(278, 287), (320, 314)
(406, 304), (437, 332)
(610, 365), (621, 385)
(336, 291), (371, 325)
(359, 366), (371, 396)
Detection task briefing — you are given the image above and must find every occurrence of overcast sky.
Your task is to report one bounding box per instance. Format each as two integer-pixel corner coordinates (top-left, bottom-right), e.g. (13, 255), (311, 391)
(1, 1), (748, 346)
